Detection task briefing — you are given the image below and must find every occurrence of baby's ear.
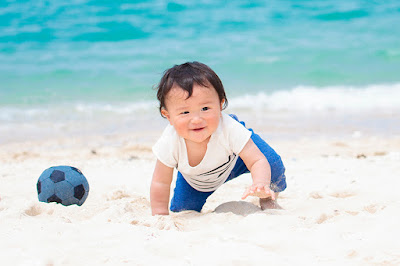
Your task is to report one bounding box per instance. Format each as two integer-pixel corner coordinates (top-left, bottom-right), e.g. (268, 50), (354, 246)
(161, 108), (170, 121)
(220, 99), (225, 110)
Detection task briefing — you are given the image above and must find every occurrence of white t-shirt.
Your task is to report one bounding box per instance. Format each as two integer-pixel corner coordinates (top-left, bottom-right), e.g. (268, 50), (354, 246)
(152, 113), (252, 192)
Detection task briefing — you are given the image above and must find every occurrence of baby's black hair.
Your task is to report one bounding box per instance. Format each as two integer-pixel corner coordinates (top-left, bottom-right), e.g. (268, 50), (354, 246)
(156, 61), (228, 117)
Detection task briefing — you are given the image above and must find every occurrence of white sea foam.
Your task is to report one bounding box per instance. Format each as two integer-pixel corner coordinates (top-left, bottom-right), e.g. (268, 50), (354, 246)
(0, 101), (158, 122)
(1, 84), (399, 125)
(229, 83), (400, 114)
(74, 100), (158, 115)
(1, 84), (399, 144)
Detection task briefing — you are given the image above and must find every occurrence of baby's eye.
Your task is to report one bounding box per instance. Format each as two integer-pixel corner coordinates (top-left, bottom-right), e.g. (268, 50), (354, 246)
(201, 107), (209, 111)
(181, 111), (189, 115)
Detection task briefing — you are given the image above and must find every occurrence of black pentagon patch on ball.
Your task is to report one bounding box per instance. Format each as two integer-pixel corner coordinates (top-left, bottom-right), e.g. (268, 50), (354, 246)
(49, 170), (65, 183)
(74, 184), (85, 200)
(47, 194), (62, 204)
(37, 180), (41, 194)
(70, 166), (82, 174)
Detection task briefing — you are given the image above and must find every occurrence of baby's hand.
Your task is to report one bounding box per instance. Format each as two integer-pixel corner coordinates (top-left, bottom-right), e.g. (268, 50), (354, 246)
(242, 182), (275, 200)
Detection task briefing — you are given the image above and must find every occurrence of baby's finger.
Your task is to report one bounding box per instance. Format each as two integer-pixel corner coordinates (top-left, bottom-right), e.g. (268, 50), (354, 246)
(241, 188), (250, 199)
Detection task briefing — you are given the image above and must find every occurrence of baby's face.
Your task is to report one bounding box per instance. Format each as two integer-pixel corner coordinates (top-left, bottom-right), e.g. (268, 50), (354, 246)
(162, 83), (223, 145)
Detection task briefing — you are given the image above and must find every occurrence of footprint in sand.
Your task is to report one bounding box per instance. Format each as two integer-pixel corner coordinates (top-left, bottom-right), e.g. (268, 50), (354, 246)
(309, 191), (323, 199)
(329, 191), (356, 198)
(24, 203), (44, 216)
(315, 204), (385, 225)
(310, 191), (357, 200)
(23, 202), (59, 217)
(345, 210), (359, 216)
(315, 213), (333, 224)
(363, 204), (386, 214)
(315, 210), (342, 224)
(346, 250), (358, 258)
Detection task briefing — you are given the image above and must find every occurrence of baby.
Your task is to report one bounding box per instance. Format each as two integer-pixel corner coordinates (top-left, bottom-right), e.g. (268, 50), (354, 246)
(151, 62), (286, 215)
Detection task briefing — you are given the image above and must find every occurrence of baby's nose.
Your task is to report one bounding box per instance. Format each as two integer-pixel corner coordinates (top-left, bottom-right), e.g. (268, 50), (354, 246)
(191, 114), (203, 124)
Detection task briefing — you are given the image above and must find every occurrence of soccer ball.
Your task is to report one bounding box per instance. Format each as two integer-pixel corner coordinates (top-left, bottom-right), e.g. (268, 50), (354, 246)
(37, 166), (89, 206)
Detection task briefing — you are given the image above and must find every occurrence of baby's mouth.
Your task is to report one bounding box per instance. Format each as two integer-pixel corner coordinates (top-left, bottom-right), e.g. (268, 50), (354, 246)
(192, 127), (205, 132)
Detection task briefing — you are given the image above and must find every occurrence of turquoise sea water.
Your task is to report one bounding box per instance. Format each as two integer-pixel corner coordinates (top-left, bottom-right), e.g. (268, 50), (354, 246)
(1, 0), (400, 142)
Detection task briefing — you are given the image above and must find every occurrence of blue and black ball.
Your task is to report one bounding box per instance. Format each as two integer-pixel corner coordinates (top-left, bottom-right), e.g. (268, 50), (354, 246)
(37, 166), (89, 206)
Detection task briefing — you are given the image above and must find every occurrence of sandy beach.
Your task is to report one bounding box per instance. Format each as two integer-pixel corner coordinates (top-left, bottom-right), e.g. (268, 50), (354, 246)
(1, 128), (399, 265)
(2, 0), (400, 265)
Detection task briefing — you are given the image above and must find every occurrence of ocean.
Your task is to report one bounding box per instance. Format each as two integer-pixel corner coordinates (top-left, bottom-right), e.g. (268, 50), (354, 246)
(1, 0), (400, 143)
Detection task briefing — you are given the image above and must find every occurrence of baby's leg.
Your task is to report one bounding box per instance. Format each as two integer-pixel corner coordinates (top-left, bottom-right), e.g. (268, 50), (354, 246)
(260, 192), (282, 210)
(170, 172), (214, 212)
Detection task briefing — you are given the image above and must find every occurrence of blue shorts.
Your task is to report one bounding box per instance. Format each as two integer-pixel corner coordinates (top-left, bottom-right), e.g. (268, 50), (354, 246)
(170, 114), (287, 212)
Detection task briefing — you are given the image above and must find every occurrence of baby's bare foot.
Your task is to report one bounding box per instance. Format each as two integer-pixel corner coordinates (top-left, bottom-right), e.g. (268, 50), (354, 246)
(260, 198), (282, 210)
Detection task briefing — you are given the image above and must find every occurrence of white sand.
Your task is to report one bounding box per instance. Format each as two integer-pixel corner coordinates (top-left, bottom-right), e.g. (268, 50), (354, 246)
(1, 133), (400, 265)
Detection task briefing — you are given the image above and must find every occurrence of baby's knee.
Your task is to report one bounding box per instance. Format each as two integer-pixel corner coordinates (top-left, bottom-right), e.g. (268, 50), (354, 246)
(170, 198), (204, 212)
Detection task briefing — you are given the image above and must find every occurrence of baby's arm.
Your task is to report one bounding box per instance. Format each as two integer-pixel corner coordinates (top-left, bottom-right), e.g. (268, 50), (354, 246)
(150, 160), (174, 215)
(239, 139), (275, 200)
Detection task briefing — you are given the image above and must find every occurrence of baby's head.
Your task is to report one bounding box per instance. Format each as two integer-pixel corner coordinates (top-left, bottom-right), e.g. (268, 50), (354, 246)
(156, 62), (228, 117)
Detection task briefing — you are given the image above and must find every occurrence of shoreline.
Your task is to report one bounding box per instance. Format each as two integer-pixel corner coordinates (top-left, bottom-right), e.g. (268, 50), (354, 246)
(1, 107), (399, 145)
(2, 82), (400, 145)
